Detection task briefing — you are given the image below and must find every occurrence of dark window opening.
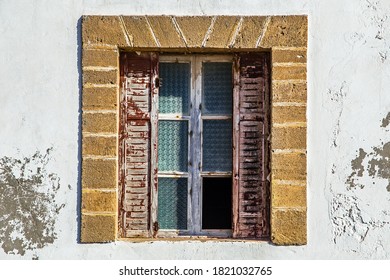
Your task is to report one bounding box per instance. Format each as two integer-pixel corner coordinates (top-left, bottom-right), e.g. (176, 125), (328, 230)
(202, 177), (232, 229)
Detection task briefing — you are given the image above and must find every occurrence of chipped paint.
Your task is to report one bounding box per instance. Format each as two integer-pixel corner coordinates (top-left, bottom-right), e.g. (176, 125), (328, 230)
(119, 52), (158, 238)
(381, 112), (390, 128)
(346, 148), (367, 189)
(0, 149), (64, 256)
(367, 142), (390, 191)
(346, 113), (390, 191)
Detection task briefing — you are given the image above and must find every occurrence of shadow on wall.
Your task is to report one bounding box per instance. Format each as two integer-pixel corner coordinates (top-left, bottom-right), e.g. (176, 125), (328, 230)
(76, 16), (83, 244)
(0, 149), (64, 256)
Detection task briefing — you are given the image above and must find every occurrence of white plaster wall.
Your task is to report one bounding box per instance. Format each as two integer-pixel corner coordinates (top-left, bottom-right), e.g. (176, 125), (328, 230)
(1, 0), (390, 259)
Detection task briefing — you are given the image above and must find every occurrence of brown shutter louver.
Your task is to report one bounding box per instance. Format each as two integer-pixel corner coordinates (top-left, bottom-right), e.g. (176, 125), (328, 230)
(119, 52), (158, 238)
(233, 53), (271, 239)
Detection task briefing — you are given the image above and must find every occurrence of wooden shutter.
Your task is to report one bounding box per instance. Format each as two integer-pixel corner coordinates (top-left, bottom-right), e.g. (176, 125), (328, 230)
(119, 52), (159, 238)
(233, 53), (270, 239)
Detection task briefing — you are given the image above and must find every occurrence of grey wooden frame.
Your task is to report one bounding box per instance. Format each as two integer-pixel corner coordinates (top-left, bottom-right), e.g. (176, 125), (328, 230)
(155, 54), (233, 238)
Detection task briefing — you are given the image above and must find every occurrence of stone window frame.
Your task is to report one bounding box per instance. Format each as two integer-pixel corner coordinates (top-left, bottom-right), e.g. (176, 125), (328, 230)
(81, 15), (307, 245)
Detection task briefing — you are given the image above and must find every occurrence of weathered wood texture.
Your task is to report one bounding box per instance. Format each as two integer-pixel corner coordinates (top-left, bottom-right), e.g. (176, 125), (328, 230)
(233, 53), (270, 238)
(119, 52), (158, 237)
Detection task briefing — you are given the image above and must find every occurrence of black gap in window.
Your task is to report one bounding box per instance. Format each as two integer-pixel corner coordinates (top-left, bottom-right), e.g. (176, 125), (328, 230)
(202, 177), (232, 229)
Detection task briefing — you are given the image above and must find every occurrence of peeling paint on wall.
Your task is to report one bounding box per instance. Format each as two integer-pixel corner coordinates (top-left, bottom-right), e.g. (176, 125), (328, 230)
(346, 148), (367, 189)
(346, 113), (390, 191)
(333, 111), (390, 250)
(381, 112), (390, 128)
(367, 142), (390, 191)
(0, 148), (64, 256)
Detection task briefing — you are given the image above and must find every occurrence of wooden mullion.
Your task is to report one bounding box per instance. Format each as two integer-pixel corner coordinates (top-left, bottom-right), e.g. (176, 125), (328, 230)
(232, 54), (241, 238)
(150, 52), (159, 238)
(158, 114), (190, 120)
(200, 172), (232, 177)
(157, 172), (189, 177)
(191, 56), (202, 234)
(201, 115), (232, 120)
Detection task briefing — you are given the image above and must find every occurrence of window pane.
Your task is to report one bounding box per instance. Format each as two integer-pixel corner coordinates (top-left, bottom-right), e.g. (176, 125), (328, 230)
(159, 62), (190, 115)
(202, 120), (232, 171)
(203, 62), (232, 115)
(158, 120), (188, 172)
(202, 177), (232, 229)
(158, 178), (188, 229)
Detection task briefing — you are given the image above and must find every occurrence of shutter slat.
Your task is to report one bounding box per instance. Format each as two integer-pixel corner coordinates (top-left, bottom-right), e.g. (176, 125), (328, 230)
(233, 53), (270, 239)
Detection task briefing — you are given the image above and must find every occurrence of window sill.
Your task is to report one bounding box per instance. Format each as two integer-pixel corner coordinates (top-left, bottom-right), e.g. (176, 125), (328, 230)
(117, 237), (270, 243)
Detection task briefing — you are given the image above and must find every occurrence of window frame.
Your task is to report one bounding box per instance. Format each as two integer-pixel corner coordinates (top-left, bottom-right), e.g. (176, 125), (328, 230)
(156, 54), (234, 238)
(197, 55), (234, 237)
(118, 51), (272, 240)
(155, 55), (192, 238)
(81, 15), (308, 245)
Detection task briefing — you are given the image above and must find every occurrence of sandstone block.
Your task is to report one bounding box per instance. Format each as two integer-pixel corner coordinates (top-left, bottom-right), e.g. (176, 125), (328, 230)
(81, 214), (116, 242)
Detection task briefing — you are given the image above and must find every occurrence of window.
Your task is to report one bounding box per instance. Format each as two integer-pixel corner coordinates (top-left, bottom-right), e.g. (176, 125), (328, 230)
(119, 52), (270, 239)
(82, 15), (307, 245)
(157, 55), (233, 237)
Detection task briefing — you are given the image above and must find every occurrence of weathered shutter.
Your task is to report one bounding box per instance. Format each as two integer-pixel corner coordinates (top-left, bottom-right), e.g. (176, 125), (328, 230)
(119, 52), (158, 238)
(233, 53), (270, 238)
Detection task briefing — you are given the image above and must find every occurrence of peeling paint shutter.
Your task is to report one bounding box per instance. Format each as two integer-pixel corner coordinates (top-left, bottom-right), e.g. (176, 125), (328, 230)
(119, 52), (158, 238)
(233, 53), (270, 238)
